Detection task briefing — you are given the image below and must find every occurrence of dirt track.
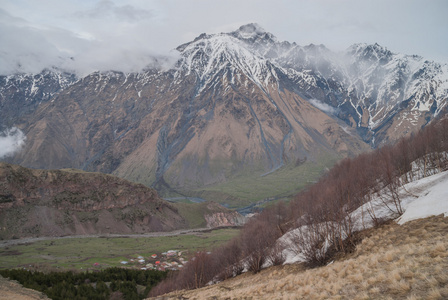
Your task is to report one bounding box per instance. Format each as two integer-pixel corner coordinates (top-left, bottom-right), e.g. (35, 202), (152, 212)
(0, 227), (215, 248)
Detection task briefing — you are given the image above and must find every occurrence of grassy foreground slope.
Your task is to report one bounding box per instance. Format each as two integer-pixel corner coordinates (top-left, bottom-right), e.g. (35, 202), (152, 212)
(150, 215), (448, 299)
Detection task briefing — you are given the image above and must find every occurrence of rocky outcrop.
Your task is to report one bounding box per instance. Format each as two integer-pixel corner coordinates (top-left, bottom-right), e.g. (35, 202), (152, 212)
(204, 211), (246, 228)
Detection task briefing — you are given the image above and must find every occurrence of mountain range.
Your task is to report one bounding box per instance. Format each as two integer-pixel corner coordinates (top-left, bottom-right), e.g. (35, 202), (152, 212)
(1, 23), (447, 207)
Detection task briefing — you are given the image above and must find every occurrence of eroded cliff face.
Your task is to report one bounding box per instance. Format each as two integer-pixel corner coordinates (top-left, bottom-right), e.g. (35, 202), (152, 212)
(199, 201), (246, 228)
(0, 163), (187, 239)
(204, 212), (246, 228)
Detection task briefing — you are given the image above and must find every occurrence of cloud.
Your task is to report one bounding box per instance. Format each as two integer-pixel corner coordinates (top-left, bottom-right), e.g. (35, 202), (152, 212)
(309, 99), (337, 115)
(0, 0), (446, 76)
(0, 127), (26, 159)
(73, 0), (153, 22)
(0, 9), (78, 75)
(0, 5), (176, 76)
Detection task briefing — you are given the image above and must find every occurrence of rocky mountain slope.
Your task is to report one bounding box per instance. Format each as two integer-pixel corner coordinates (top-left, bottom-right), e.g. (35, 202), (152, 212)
(1, 24), (447, 206)
(0, 70), (76, 129)
(0, 162), (187, 239)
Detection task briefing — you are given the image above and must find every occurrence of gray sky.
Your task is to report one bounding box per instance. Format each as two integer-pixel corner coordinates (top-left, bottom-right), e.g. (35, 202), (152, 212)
(1, 0), (447, 75)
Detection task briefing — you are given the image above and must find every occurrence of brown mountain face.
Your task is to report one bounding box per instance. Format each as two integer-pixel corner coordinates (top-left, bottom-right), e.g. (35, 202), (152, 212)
(0, 162), (187, 239)
(5, 25), (445, 207)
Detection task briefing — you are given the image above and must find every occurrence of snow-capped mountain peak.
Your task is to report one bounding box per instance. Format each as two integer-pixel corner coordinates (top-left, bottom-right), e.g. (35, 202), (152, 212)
(231, 23), (271, 40)
(39, 26), (448, 146)
(175, 31), (279, 93)
(348, 43), (392, 61)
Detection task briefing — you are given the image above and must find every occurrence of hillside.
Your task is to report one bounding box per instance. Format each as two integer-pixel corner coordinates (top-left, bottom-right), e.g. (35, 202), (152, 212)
(0, 163), (187, 239)
(151, 215), (448, 299)
(148, 118), (448, 297)
(0, 274), (50, 300)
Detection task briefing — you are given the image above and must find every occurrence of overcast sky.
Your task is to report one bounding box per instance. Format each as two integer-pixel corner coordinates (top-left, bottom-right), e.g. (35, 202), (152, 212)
(1, 0), (447, 75)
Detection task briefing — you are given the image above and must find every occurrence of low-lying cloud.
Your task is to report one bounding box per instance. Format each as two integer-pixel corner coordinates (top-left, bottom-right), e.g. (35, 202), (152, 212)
(1, 0), (446, 76)
(0, 127), (26, 159)
(309, 99), (338, 115)
(74, 0), (153, 22)
(0, 6), (179, 76)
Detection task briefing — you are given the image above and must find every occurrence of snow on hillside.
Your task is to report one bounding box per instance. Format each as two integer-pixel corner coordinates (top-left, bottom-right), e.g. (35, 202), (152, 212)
(350, 168), (448, 228)
(280, 169), (448, 265)
(397, 170), (448, 224)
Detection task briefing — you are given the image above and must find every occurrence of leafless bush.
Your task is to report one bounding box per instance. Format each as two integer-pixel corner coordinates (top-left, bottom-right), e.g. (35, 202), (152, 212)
(241, 210), (284, 273)
(213, 238), (244, 281)
(289, 221), (329, 266)
(287, 118), (448, 265)
(182, 251), (215, 289)
(267, 240), (287, 266)
(149, 272), (179, 297)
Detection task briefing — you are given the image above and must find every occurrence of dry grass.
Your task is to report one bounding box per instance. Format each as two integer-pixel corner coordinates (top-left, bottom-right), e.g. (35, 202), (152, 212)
(0, 275), (50, 300)
(149, 215), (448, 299)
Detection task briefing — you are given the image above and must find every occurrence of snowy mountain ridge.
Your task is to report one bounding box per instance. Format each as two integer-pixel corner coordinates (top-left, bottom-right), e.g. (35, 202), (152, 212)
(2, 24), (447, 140)
(0, 69), (76, 103)
(345, 43), (448, 119)
(176, 34), (273, 92)
(0, 69), (77, 129)
(171, 24), (448, 145)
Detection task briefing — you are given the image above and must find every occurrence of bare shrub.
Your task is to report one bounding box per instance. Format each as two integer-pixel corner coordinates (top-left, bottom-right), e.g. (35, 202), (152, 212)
(149, 251), (218, 296)
(148, 272), (179, 297)
(241, 210), (283, 273)
(182, 251), (215, 289)
(267, 240), (287, 266)
(289, 221), (329, 266)
(213, 238), (243, 281)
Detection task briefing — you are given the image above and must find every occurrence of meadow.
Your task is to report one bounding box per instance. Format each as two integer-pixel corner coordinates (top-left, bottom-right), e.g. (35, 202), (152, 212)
(193, 155), (337, 209)
(0, 228), (240, 271)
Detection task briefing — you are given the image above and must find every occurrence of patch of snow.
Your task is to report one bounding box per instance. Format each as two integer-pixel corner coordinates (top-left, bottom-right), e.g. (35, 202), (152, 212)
(350, 169), (448, 229)
(309, 98), (337, 114)
(396, 171), (448, 224)
(340, 125), (353, 136)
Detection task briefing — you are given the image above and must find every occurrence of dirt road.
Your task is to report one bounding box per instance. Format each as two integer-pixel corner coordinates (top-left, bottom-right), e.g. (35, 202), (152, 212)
(0, 227), (216, 248)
